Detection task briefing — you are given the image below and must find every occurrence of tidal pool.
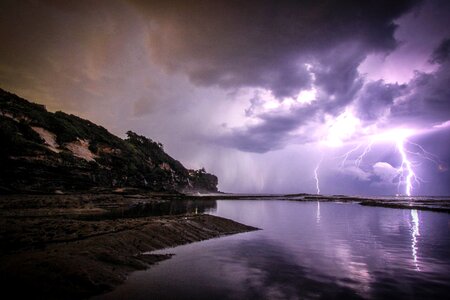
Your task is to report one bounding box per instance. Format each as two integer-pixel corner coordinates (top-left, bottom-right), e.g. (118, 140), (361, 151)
(95, 200), (450, 299)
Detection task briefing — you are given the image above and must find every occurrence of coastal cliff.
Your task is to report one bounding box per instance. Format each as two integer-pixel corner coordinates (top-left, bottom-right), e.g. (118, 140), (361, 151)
(0, 89), (218, 193)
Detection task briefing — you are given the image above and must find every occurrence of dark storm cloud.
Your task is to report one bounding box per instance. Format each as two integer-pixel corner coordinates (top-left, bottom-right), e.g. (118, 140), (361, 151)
(312, 42), (366, 115)
(390, 38), (450, 126)
(207, 1), (450, 154)
(0, 0), (425, 154)
(354, 81), (407, 122)
(130, 0), (421, 152)
(131, 0), (420, 99)
(218, 42), (400, 153)
(221, 105), (318, 153)
(1, 0), (448, 195)
(429, 38), (450, 64)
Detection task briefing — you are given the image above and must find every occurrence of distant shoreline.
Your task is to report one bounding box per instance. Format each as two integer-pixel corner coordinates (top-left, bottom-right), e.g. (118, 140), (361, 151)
(182, 192), (450, 214)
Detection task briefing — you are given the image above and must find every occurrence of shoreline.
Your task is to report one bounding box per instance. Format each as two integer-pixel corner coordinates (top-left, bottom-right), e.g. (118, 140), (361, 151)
(1, 191), (448, 214)
(0, 194), (258, 299)
(1, 192), (448, 299)
(183, 193), (450, 213)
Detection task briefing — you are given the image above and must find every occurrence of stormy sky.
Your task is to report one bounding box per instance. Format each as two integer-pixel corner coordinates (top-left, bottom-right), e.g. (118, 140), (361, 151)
(1, 0), (449, 195)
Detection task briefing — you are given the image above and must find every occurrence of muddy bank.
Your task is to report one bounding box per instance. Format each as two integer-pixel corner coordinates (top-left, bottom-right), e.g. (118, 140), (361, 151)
(0, 194), (257, 299)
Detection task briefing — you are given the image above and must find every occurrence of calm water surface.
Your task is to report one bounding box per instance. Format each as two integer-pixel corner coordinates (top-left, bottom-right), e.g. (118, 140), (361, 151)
(96, 200), (450, 299)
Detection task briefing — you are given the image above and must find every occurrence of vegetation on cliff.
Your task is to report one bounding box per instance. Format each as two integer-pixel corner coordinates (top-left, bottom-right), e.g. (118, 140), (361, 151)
(0, 88), (218, 193)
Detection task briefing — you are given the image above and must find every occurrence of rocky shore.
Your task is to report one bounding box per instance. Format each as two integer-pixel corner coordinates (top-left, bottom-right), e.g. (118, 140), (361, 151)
(0, 193), (257, 299)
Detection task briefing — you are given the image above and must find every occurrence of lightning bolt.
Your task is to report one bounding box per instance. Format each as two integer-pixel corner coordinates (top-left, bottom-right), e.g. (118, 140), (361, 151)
(337, 138), (373, 169)
(405, 140), (445, 169)
(355, 140), (374, 167)
(314, 154), (323, 195)
(397, 138), (417, 196)
(339, 143), (362, 168)
(325, 111), (446, 196)
(336, 133), (438, 196)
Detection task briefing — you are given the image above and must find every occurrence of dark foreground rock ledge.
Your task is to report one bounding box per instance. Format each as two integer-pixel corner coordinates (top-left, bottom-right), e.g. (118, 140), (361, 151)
(0, 210), (257, 300)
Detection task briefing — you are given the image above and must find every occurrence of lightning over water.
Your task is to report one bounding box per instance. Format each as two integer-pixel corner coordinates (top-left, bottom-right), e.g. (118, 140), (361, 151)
(397, 138), (417, 197)
(334, 128), (442, 197)
(314, 154), (323, 195)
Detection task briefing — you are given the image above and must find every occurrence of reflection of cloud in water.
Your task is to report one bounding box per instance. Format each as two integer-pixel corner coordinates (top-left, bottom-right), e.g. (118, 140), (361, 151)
(209, 201), (450, 298)
(100, 201), (450, 300)
(411, 209), (420, 271)
(333, 243), (373, 298)
(225, 238), (364, 300)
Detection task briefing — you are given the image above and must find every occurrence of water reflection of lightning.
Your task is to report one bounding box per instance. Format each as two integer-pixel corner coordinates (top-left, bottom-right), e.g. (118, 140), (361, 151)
(314, 154), (323, 195)
(411, 209), (420, 271)
(316, 201), (320, 224)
